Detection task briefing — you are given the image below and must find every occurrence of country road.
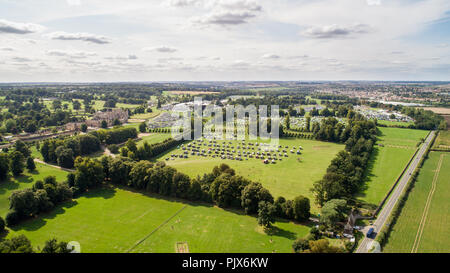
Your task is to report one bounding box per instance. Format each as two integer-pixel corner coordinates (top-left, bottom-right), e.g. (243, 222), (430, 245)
(356, 130), (436, 253)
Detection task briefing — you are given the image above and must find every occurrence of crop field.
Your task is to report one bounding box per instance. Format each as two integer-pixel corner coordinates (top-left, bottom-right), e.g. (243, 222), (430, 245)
(156, 137), (343, 213)
(383, 152), (450, 253)
(0, 163), (69, 217)
(7, 187), (310, 253)
(357, 127), (429, 207)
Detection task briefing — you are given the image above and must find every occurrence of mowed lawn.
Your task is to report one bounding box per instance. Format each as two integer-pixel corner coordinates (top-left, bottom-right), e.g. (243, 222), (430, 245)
(137, 133), (172, 147)
(157, 138), (343, 213)
(0, 163), (69, 217)
(357, 127), (429, 206)
(7, 187), (310, 253)
(377, 127), (428, 148)
(383, 152), (450, 253)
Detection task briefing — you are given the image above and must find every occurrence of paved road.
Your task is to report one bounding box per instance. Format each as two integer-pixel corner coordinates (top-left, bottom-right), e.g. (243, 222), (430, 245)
(356, 131), (436, 253)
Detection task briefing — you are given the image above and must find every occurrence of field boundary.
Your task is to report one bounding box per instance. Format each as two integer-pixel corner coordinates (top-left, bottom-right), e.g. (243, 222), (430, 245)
(125, 205), (188, 253)
(411, 153), (444, 253)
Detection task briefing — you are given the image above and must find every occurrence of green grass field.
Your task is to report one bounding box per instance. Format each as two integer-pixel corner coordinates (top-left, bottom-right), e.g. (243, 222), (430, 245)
(157, 138), (343, 213)
(137, 133), (172, 147)
(0, 163), (69, 217)
(7, 187), (310, 253)
(130, 108), (162, 120)
(357, 127), (429, 207)
(432, 130), (450, 150)
(377, 127), (428, 147)
(377, 120), (414, 127)
(383, 152), (450, 253)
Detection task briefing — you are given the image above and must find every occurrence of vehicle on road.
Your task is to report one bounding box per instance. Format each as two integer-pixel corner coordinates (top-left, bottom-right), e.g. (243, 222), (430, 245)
(367, 227), (375, 238)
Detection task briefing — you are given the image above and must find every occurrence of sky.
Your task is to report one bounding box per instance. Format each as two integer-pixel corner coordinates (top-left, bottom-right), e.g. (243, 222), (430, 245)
(0, 0), (449, 82)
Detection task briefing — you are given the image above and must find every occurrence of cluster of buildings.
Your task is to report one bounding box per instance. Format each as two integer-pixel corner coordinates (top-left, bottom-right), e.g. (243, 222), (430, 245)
(85, 109), (129, 128)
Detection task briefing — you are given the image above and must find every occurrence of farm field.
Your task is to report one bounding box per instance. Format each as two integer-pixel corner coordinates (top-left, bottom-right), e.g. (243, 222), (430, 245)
(7, 187), (310, 253)
(357, 127), (429, 207)
(156, 137), (343, 213)
(383, 152), (450, 253)
(432, 130), (450, 150)
(0, 163), (69, 217)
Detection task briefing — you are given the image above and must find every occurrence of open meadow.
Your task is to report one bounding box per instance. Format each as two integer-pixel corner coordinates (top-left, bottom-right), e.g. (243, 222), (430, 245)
(356, 127), (429, 207)
(156, 137), (343, 213)
(383, 152), (450, 253)
(137, 133), (172, 146)
(7, 187), (311, 253)
(0, 163), (69, 217)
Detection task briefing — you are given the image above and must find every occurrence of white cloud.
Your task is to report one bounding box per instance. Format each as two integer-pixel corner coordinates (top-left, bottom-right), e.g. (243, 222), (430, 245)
(46, 31), (111, 44)
(193, 10), (257, 25)
(0, 19), (44, 34)
(262, 53), (280, 59)
(0, 47), (14, 51)
(366, 0), (381, 6)
(67, 0), (81, 6)
(302, 24), (373, 39)
(46, 49), (97, 58)
(142, 46), (177, 53)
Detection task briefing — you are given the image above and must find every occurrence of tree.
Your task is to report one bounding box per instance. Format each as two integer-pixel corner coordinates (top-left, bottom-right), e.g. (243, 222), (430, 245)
(0, 216), (5, 233)
(73, 157), (105, 193)
(0, 152), (10, 181)
(305, 116), (311, 132)
(241, 182), (274, 214)
(26, 157), (36, 172)
(139, 122), (147, 133)
(0, 235), (34, 253)
(14, 140), (31, 158)
(292, 238), (309, 253)
(113, 119), (121, 126)
(125, 138), (137, 153)
(80, 123), (88, 132)
(101, 120), (108, 129)
(320, 199), (347, 228)
(293, 195), (310, 221)
(41, 238), (71, 253)
(9, 151), (25, 176)
(284, 114), (291, 130)
(55, 146), (74, 168)
(302, 239), (342, 253)
(73, 100), (81, 110)
(257, 201), (275, 228)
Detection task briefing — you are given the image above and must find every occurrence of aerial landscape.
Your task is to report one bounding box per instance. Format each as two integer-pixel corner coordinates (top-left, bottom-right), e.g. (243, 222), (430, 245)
(0, 0), (449, 265)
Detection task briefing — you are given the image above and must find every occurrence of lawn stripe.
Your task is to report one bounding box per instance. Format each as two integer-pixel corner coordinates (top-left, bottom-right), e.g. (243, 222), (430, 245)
(411, 153), (444, 253)
(125, 205), (188, 253)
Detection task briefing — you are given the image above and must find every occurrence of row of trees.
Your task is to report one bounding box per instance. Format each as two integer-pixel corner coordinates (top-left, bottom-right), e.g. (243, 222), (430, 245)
(40, 134), (101, 168)
(121, 138), (183, 162)
(91, 127), (138, 145)
(0, 235), (71, 253)
(312, 117), (377, 206)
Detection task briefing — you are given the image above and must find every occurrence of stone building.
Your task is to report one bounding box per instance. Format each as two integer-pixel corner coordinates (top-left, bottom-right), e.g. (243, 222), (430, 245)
(86, 109), (129, 128)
